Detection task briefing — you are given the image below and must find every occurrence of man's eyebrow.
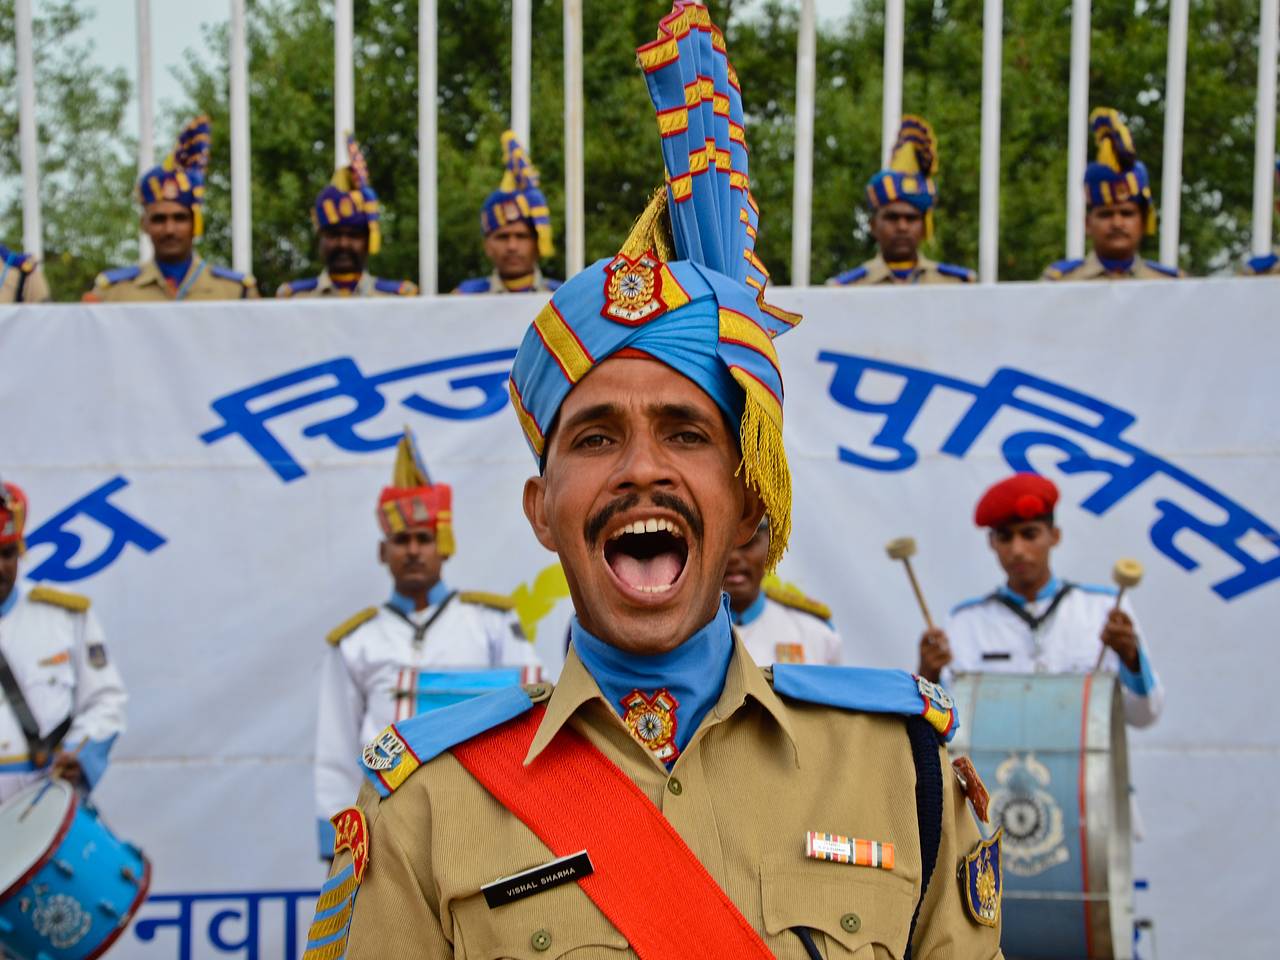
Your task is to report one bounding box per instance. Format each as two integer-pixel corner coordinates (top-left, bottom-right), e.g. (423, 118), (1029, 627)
(649, 402), (714, 423)
(560, 402), (622, 432)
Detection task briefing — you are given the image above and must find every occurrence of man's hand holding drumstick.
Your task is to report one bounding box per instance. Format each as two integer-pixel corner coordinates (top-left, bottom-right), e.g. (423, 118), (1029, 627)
(1096, 559), (1143, 672)
(885, 537), (953, 683)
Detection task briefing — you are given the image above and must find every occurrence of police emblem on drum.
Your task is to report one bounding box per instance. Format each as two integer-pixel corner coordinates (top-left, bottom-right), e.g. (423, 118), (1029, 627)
(988, 753), (1068, 876)
(361, 727), (408, 771)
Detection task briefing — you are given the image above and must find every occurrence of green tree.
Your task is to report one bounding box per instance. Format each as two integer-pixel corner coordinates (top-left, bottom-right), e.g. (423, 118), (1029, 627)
(0, 0), (137, 300)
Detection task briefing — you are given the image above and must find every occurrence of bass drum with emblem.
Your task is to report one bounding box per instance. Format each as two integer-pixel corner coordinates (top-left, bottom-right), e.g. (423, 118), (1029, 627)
(0, 779), (151, 960)
(948, 673), (1133, 959)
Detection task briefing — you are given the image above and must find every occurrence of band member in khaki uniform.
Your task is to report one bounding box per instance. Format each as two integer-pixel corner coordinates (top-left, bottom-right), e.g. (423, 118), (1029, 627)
(453, 132), (562, 295)
(0, 245), (51, 303)
(303, 6), (1003, 957)
(1043, 107), (1182, 281)
(277, 136), (417, 299)
(85, 116), (257, 303)
(828, 116), (975, 286)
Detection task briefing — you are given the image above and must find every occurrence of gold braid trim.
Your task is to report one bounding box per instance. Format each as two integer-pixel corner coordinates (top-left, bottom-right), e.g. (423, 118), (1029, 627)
(731, 370), (791, 572)
(619, 186), (676, 261)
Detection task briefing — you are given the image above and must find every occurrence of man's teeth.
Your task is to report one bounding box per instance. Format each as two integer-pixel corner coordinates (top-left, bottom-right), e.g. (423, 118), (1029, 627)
(609, 518), (683, 539)
(634, 583), (673, 594)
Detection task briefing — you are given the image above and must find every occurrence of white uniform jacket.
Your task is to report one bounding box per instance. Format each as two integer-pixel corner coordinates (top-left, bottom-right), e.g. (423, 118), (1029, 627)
(314, 583), (543, 854)
(730, 586), (843, 666)
(941, 576), (1163, 728)
(0, 583), (127, 804)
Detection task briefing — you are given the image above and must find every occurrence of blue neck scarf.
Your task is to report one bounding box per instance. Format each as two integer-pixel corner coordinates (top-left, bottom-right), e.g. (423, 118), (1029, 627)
(1098, 255), (1135, 274)
(998, 575), (1063, 606)
(729, 590), (767, 627)
(388, 580), (450, 616)
(0, 583), (18, 617)
(572, 596), (735, 766)
(157, 258), (193, 284)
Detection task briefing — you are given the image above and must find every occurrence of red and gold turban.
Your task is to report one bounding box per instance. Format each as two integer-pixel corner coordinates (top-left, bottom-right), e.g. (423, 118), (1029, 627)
(376, 429), (454, 556)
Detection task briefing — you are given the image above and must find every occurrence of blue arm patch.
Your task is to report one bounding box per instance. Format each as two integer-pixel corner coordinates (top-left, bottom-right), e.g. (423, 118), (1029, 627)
(361, 685), (535, 797)
(772, 664), (959, 742)
(1143, 259), (1181, 278)
(1244, 253), (1278, 275)
(454, 277), (493, 294)
(828, 265), (868, 285)
(1045, 258), (1084, 279)
(101, 265), (142, 285)
(210, 265), (251, 284)
(374, 277), (417, 295)
(77, 735), (116, 790)
(317, 817), (337, 859)
(282, 277), (320, 296)
(936, 262), (975, 282)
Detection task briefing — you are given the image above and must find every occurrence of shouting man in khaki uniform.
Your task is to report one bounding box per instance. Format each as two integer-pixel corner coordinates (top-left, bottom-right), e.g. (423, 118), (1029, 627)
(85, 116), (257, 303)
(304, 5), (1003, 958)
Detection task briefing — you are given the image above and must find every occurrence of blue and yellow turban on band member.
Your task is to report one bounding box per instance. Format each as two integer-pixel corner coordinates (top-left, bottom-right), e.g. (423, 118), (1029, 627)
(480, 131), (554, 258)
(866, 115), (939, 240)
(137, 115), (210, 236)
(1085, 107), (1156, 236)
(509, 0), (800, 572)
(314, 135), (382, 255)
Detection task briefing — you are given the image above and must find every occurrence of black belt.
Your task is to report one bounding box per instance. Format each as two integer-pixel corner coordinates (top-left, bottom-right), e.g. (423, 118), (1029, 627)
(0, 639), (72, 768)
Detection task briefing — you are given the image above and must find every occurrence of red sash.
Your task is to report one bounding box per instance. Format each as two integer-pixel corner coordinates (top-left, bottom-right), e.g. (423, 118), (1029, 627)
(452, 705), (774, 959)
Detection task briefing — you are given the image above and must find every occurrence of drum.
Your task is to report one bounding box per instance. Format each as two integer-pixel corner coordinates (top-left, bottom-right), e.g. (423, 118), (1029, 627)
(949, 673), (1133, 960)
(0, 779), (151, 960)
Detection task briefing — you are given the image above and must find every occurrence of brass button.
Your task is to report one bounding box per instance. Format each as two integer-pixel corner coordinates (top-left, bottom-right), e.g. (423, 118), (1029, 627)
(525, 683), (551, 703)
(531, 929), (552, 951)
(667, 777), (683, 796)
(840, 912), (861, 933)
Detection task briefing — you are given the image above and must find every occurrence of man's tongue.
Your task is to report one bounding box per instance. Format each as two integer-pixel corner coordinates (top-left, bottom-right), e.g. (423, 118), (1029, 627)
(613, 550), (682, 590)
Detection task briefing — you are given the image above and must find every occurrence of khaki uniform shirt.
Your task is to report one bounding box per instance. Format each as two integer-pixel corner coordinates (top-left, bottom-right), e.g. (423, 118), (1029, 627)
(319, 637), (1003, 959)
(276, 270), (418, 298)
(1042, 251), (1182, 281)
(0, 247), (51, 303)
(85, 255), (258, 302)
(1242, 250), (1280, 276)
(827, 254), (975, 286)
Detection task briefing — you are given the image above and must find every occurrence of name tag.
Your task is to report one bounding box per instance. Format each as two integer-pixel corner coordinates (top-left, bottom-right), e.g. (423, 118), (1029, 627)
(482, 850), (594, 908)
(981, 652), (1011, 661)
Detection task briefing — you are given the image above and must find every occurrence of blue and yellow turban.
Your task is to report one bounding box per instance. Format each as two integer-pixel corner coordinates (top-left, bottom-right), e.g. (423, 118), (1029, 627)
(866, 115), (939, 240)
(480, 132), (554, 258)
(136, 115), (210, 236)
(509, 1), (799, 571)
(1084, 107), (1156, 235)
(314, 135), (382, 255)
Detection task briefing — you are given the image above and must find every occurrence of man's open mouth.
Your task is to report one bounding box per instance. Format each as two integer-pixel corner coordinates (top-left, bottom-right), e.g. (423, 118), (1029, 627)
(603, 517), (689, 595)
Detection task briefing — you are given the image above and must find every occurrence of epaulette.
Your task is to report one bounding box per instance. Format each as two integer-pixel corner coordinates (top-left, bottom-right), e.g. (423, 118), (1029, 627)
(374, 277), (418, 296)
(1043, 258), (1084, 280)
(1143, 259), (1181, 278)
(764, 583), (831, 623)
(326, 607), (378, 645)
(828, 265), (868, 286)
(4, 249), (37, 274)
(19, 255), (36, 274)
(210, 265), (256, 288)
(1072, 582), (1119, 597)
(454, 276), (492, 294)
(96, 265), (141, 287)
(544, 277), (564, 290)
(949, 594), (991, 616)
(457, 590), (516, 612)
(361, 683), (551, 797)
(277, 277), (319, 298)
(1244, 252), (1278, 275)
(769, 664), (958, 742)
(28, 585), (91, 613)
(937, 262), (976, 282)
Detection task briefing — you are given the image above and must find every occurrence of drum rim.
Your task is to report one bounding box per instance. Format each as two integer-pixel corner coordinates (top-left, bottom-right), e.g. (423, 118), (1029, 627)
(81, 854), (153, 960)
(0, 781), (78, 903)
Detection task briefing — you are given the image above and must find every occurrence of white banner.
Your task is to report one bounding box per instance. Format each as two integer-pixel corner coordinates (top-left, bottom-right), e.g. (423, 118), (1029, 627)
(1, 277), (1276, 958)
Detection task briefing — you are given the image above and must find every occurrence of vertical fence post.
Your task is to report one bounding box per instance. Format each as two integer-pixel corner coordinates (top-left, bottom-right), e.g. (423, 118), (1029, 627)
(791, 0), (817, 287)
(136, 0), (154, 260)
(512, 0), (532, 148)
(1066, 0), (1091, 260)
(564, 0), (585, 276)
(1159, 0), (1189, 267)
(229, 0), (252, 276)
(978, 0), (1003, 283)
(334, 0), (354, 166)
(1253, 0), (1279, 256)
(419, 0), (438, 293)
(882, 0), (904, 166)
(16, 0), (42, 259)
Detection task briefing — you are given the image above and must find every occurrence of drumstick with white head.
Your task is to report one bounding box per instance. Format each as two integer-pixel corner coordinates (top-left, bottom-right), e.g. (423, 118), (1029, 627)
(885, 537), (935, 630)
(1094, 559), (1143, 671)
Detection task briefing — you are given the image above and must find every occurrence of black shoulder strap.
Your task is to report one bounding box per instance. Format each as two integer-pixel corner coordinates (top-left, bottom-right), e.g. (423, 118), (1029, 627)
(0, 640), (72, 767)
(903, 715), (944, 960)
(382, 590), (458, 647)
(991, 582), (1074, 632)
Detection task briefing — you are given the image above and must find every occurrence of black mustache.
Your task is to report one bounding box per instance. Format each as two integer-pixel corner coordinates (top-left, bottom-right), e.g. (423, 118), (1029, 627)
(584, 492), (703, 549)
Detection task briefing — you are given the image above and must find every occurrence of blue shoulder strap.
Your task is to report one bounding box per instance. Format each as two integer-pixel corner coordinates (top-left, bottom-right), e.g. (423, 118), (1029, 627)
(1143, 259), (1180, 278)
(936, 262), (975, 282)
(454, 276), (493, 294)
(771, 664), (958, 742)
(102, 265), (142, 285)
(284, 277), (320, 295)
(544, 277), (563, 290)
(360, 685), (536, 798)
(210, 265), (248, 283)
(1047, 258), (1084, 277)
(829, 265), (868, 285)
(1245, 252), (1278, 274)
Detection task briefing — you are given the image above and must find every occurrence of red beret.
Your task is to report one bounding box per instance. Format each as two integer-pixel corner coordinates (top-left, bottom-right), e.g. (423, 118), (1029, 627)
(973, 473), (1059, 528)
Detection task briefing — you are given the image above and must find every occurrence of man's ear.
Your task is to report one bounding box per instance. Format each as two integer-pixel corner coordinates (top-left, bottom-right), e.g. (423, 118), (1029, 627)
(732, 484), (767, 548)
(987, 529), (998, 550)
(523, 475), (558, 553)
(377, 540), (387, 565)
(1050, 525), (1062, 548)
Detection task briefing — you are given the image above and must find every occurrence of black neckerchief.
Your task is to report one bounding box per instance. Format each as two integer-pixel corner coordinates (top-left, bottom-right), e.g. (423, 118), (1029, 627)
(383, 591), (458, 648)
(0, 635), (73, 767)
(990, 581), (1074, 632)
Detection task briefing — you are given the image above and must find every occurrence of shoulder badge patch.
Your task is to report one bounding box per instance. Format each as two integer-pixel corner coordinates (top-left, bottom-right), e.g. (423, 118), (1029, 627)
(828, 265), (869, 286)
(765, 583), (832, 622)
(87, 642), (109, 669)
(960, 828), (1003, 927)
(457, 590), (516, 612)
(28, 585), (91, 613)
(330, 807), (370, 882)
(361, 725), (421, 794)
(327, 607), (378, 645)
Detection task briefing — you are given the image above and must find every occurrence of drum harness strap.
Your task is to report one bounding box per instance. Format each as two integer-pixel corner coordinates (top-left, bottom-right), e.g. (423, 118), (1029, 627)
(990, 581), (1075, 632)
(382, 591), (457, 649)
(0, 638), (73, 769)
